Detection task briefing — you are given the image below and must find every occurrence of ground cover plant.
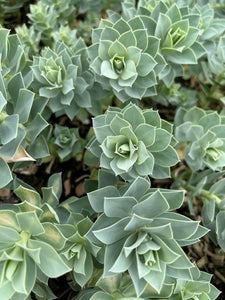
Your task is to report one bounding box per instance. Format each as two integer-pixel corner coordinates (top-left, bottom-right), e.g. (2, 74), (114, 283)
(1, 0), (225, 299)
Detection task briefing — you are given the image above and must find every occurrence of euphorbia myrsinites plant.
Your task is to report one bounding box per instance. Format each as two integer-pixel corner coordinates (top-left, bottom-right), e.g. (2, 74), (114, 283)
(0, 0), (224, 299)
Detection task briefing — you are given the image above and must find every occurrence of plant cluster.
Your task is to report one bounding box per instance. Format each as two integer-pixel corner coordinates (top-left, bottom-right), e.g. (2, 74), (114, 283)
(1, 0), (225, 299)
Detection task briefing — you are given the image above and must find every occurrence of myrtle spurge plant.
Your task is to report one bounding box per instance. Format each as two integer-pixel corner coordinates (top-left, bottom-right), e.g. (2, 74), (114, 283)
(87, 177), (208, 296)
(88, 103), (179, 180)
(88, 16), (166, 102)
(0, 207), (70, 300)
(51, 124), (83, 162)
(173, 168), (225, 254)
(175, 106), (225, 171)
(32, 40), (96, 120)
(123, 0), (206, 86)
(168, 266), (220, 300)
(28, 2), (58, 46)
(0, 0), (225, 299)
(59, 213), (101, 287)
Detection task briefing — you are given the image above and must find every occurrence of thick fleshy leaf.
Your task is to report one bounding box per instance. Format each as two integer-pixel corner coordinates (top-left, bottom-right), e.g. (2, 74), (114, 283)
(134, 152), (154, 176)
(0, 114), (18, 145)
(103, 237), (127, 277)
(14, 89), (34, 124)
(101, 27), (119, 42)
(110, 247), (133, 273)
(14, 186), (41, 207)
(74, 253), (93, 287)
(101, 60), (118, 79)
(88, 186), (120, 213)
(17, 211), (45, 236)
(133, 190), (169, 218)
(143, 110), (161, 127)
(110, 115), (130, 135)
(154, 145), (179, 167)
(145, 223), (173, 240)
(148, 128), (172, 152)
(1, 146), (35, 163)
(38, 223), (66, 250)
(120, 60), (137, 81)
(128, 261), (148, 296)
(144, 260), (166, 293)
(91, 291), (114, 300)
(12, 253), (36, 295)
(120, 126), (138, 144)
(160, 190), (184, 210)
(0, 211), (19, 230)
(98, 40), (112, 60)
(126, 46), (141, 65)
(123, 104), (145, 129)
(135, 124), (155, 147)
(0, 225), (20, 243)
(26, 114), (49, 143)
(114, 18), (131, 33)
(104, 196), (137, 218)
(93, 218), (130, 244)
(0, 158), (13, 188)
(47, 172), (62, 199)
(155, 13), (172, 41)
(136, 53), (156, 76)
(163, 48), (197, 64)
(117, 152), (138, 171)
(133, 29), (148, 50)
(123, 177), (150, 199)
(136, 141), (150, 165)
(108, 40), (127, 58)
(124, 214), (153, 231)
(29, 240), (71, 277)
(118, 31), (137, 48)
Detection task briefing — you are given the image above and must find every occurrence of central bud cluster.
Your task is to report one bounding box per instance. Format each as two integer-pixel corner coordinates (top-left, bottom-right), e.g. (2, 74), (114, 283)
(112, 55), (125, 74)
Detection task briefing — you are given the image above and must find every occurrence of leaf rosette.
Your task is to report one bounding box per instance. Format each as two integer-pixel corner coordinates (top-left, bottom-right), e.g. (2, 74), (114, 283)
(88, 16), (166, 102)
(58, 213), (101, 287)
(52, 124), (83, 161)
(0, 208), (70, 300)
(28, 2), (58, 46)
(87, 103), (179, 180)
(32, 40), (95, 120)
(87, 177), (208, 297)
(85, 272), (175, 299)
(41, 0), (77, 26)
(168, 266), (220, 300)
(0, 173), (75, 299)
(122, 0), (205, 86)
(175, 106), (225, 171)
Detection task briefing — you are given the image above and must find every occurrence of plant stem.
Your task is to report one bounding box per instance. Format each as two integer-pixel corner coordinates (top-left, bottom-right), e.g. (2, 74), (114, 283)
(179, 180), (221, 205)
